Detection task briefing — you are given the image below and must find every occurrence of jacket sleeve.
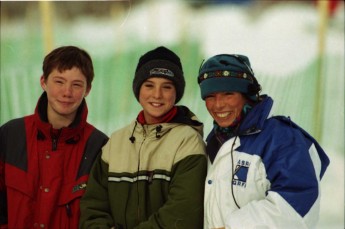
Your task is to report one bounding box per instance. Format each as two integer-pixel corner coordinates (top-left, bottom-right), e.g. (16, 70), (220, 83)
(135, 135), (207, 229)
(0, 161), (7, 227)
(0, 124), (8, 226)
(79, 154), (114, 229)
(227, 128), (327, 229)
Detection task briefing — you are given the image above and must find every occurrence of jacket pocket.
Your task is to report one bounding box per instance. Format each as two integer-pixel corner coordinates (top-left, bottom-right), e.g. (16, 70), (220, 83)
(5, 164), (37, 199)
(58, 180), (87, 205)
(57, 180), (87, 229)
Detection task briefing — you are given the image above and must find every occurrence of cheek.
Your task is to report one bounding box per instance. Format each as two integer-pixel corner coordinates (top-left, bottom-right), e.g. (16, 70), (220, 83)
(170, 94), (176, 104)
(76, 90), (88, 101)
(164, 91), (176, 104)
(205, 103), (215, 117)
(45, 85), (59, 96)
(234, 100), (246, 110)
(205, 100), (213, 110)
(139, 88), (148, 99)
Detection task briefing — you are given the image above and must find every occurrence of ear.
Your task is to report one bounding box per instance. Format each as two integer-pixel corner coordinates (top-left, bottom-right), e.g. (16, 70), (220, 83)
(40, 75), (46, 91)
(84, 85), (92, 98)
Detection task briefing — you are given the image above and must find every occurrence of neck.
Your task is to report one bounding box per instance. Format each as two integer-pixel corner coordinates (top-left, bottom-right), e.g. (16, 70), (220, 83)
(47, 108), (76, 129)
(138, 106), (178, 125)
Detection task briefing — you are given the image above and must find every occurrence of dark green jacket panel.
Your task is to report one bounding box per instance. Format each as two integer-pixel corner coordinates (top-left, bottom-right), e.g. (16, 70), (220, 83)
(134, 154), (207, 229)
(79, 154), (114, 228)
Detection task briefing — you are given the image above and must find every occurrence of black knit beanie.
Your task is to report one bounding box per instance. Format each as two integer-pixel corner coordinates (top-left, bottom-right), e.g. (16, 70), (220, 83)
(133, 46), (185, 103)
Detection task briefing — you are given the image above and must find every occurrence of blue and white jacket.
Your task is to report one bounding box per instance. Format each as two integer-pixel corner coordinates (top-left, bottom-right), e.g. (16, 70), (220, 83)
(204, 96), (330, 229)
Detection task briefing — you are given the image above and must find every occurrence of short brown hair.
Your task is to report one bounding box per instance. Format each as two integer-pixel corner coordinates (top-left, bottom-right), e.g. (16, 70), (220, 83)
(42, 46), (94, 88)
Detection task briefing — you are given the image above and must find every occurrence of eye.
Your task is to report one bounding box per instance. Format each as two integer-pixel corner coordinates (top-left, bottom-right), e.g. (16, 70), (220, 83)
(73, 83), (83, 88)
(205, 94), (215, 99)
(162, 85), (174, 90)
(143, 82), (154, 88)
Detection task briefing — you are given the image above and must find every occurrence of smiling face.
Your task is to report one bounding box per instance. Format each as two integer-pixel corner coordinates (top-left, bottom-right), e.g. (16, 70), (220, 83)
(40, 67), (91, 128)
(139, 77), (176, 124)
(205, 92), (247, 128)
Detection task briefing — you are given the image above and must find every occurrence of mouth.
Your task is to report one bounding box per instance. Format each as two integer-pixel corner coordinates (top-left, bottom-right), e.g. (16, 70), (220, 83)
(217, 112), (229, 118)
(150, 102), (163, 107)
(59, 101), (74, 106)
(215, 111), (235, 118)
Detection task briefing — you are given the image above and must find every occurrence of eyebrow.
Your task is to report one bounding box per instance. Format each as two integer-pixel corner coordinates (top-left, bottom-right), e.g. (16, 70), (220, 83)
(52, 76), (85, 84)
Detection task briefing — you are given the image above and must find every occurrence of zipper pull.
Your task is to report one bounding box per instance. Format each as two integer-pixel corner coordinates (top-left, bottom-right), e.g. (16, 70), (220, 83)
(66, 204), (72, 217)
(51, 129), (61, 151)
(52, 138), (57, 151)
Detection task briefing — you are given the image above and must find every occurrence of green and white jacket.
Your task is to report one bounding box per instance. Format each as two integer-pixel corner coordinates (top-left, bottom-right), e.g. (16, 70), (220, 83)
(80, 106), (207, 229)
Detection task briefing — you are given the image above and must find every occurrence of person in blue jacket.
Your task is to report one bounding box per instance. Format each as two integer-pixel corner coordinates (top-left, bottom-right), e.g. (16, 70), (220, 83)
(197, 54), (330, 229)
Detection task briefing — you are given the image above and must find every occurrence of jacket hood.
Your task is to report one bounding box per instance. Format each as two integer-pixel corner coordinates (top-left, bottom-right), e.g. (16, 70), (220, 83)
(171, 106), (204, 137)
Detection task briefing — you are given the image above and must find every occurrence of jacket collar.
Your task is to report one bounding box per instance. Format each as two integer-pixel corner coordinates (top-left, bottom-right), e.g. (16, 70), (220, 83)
(129, 105), (204, 143)
(237, 95), (273, 135)
(34, 92), (88, 142)
(206, 95), (273, 142)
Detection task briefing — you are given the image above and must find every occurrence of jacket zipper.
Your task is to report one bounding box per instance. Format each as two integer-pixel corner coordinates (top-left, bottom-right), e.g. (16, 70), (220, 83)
(51, 129), (62, 151)
(52, 138), (58, 151)
(51, 128), (72, 218)
(136, 126), (147, 223)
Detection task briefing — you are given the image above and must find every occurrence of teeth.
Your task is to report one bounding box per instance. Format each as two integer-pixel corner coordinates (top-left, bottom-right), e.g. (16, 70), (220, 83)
(217, 112), (230, 118)
(152, 103), (161, 107)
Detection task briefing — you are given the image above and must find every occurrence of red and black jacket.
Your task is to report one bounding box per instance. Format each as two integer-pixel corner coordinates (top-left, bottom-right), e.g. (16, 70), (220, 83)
(0, 92), (108, 229)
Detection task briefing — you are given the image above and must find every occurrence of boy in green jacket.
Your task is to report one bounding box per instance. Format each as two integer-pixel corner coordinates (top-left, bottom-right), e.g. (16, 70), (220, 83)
(80, 46), (207, 229)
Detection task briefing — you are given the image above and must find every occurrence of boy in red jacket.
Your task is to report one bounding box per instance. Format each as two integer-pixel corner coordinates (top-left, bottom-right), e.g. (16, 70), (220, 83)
(0, 46), (108, 228)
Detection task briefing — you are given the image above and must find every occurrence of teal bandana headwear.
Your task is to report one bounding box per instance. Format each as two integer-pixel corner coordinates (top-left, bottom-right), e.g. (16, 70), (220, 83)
(197, 54), (261, 101)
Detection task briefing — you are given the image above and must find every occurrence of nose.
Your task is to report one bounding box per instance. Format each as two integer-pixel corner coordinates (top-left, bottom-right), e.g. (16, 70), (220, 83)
(214, 95), (225, 109)
(152, 87), (162, 98)
(63, 84), (73, 97)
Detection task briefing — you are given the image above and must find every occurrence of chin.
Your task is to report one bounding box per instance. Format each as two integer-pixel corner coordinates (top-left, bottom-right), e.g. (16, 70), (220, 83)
(216, 120), (233, 128)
